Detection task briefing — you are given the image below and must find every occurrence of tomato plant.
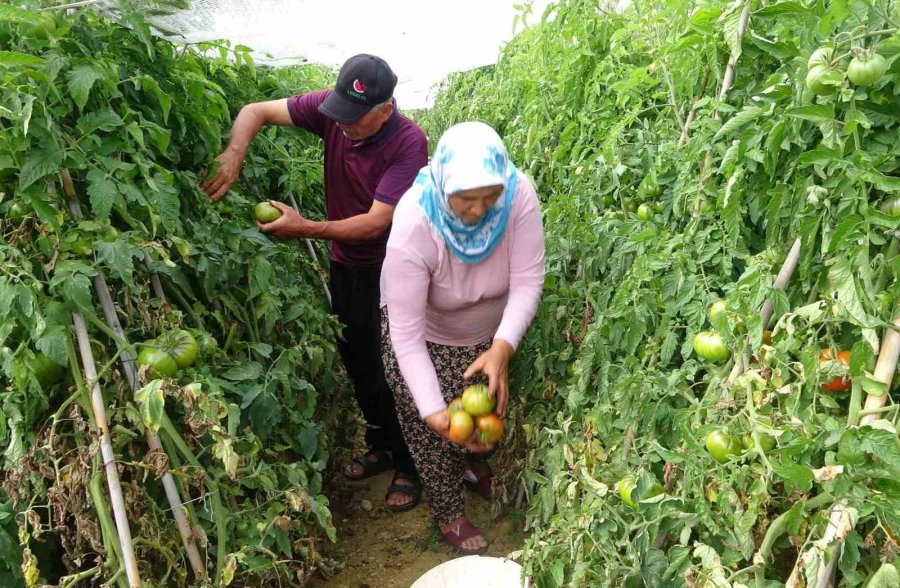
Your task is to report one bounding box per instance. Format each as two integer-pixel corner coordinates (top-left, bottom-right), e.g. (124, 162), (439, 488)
(0, 7), (346, 585)
(426, 0), (900, 584)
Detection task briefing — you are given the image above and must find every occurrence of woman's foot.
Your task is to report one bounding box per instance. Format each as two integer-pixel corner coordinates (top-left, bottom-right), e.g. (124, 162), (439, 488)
(439, 515), (488, 554)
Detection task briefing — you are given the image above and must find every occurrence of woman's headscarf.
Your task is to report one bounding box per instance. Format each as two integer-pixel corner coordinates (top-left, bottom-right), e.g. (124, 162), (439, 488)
(415, 121), (517, 264)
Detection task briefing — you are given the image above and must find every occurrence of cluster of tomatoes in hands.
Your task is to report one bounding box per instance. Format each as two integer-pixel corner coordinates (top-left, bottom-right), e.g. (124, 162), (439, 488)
(446, 384), (504, 449)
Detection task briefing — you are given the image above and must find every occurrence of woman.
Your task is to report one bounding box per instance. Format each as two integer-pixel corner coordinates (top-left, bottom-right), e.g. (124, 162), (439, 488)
(381, 121), (544, 554)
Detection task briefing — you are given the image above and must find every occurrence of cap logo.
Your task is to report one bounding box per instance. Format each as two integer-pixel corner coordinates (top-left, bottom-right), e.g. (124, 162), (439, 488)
(352, 79), (367, 93)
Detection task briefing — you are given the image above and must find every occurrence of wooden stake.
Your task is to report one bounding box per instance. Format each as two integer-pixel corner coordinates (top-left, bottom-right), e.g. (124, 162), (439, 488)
(859, 313), (900, 426)
(59, 170), (206, 581)
(71, 312), (142, 587)
(726, 238), (801, 388)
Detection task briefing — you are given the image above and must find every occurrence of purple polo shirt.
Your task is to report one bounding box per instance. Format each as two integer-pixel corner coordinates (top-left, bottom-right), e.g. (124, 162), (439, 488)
(287, 89), (428, 268)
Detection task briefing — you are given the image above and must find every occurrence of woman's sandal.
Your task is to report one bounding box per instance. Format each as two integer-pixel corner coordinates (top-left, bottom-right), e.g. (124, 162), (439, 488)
(441, 519), (489, 555)
(385, 472), (422, 513)
(344, 450), (393, 481)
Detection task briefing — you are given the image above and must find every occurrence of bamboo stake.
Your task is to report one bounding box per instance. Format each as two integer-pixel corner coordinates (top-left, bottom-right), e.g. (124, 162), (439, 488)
(859, 313), (900, 425)
(726, 238), (802, 388)
(71, 312), (142, 587)
(143, 251), (166, 301)
(287, 192), (332, 305)
(677, 69), (709, 147)
(691, 1), (752, 219)
(59, 171), (207, 580)
(814, 499), (852, 588)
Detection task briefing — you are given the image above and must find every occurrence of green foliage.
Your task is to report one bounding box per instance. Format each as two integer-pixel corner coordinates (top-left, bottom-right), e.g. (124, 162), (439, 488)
(1, 8), (348, 586)
(426, 0), (900, 585)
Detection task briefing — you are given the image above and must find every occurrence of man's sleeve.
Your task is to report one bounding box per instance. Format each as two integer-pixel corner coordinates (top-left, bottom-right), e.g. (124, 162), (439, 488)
(374, 131), (428, 206)
(286, 90), (330, 137)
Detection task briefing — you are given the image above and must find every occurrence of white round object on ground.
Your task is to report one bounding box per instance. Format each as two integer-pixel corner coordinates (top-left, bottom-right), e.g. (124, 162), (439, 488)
(411, 555), (524, 588)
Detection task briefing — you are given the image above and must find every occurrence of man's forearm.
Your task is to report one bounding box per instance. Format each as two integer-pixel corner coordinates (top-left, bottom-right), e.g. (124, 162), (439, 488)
(303, 213), (387, 241)
(225, 104), (267, 156)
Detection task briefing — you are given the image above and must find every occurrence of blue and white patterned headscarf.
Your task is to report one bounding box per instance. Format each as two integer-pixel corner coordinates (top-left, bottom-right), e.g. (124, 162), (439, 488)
(416, 121), (517, 264)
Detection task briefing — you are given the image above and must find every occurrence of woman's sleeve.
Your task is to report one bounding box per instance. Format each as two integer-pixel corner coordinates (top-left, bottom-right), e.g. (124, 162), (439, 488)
(383, 207), (446, 418)
(494, 175), (545, 349)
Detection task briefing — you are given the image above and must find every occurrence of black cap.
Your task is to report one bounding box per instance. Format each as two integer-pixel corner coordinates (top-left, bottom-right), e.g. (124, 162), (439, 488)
(318, 54), (398, 124)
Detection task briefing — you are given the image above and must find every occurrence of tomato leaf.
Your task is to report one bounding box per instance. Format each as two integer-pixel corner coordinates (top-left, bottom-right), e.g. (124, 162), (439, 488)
(36, 326), (68, 366)
(786, 104), (835, 123)
(134, 379), (164, 435)
(66, 64), (105, 111)
(771, 456), (814, 492)
(222, 362), (262, 382)
(0, 51), (46, 69)
(17, 142), (63, 191)
(86, 168), (118, 220)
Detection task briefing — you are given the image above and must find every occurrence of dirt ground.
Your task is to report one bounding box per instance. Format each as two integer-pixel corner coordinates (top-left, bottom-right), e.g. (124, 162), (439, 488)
(309, 470), (526, 588)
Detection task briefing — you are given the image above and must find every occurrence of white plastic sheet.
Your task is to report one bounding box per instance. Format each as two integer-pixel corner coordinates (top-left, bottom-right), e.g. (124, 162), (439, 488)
(97, 0), (554, 108)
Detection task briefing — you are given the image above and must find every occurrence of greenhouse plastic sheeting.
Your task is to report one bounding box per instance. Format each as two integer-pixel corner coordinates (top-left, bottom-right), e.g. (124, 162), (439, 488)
(91, 0), (554, 108)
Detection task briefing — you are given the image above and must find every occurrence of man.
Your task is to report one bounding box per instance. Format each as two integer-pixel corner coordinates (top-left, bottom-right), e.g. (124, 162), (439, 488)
(201, 54), (427, 511)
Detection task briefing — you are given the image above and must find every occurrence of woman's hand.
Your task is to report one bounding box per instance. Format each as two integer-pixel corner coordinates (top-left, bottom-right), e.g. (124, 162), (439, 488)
(424, 409), (494, 453)
(464, 339), (514, 415)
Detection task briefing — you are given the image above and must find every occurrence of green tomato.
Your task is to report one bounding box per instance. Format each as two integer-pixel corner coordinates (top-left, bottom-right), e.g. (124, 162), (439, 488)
(806, 65), (843, 96)
(617, 474), (663, 509)
(636, 203), (653, 221)
(638, 175), (661, 198)
(880, 196), (900, 217)
(616, 474), (638, 509)
(254, 202), (283, 224)
(743, 430), (777, 453)
(705, 429), (743, 463)
(102, 227), (119, 243)
(807, 46), (834, 69)
(708, 300), (727, 322)
(693, 331), (730, 362)
(137, 344), (178, 378)
(602, 194), (615, 207)
(847, 53), (886, 87)
(158, 329), (198, 369)
(461, 384), (495, 416)
(4, 201), (28, 221)
(28, 352), (65, 387)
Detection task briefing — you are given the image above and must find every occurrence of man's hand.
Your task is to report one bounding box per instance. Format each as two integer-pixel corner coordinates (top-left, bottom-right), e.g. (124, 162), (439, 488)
(464, 339), (514, 416)
(256, 200), (320, 239)
(424, 409), (494, 453)
(201, 148), (244, 202)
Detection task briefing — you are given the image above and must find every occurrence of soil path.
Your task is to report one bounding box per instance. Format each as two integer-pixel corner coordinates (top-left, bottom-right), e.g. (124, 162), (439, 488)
(310, 471), (525, 588)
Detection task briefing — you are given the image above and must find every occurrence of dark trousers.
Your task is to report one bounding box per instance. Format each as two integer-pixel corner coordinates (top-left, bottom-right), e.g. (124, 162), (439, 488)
(329, 260), (415, 475)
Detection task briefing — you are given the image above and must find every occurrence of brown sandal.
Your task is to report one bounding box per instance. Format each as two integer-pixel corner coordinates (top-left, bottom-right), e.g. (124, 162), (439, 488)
(441, 519), (489, 555)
